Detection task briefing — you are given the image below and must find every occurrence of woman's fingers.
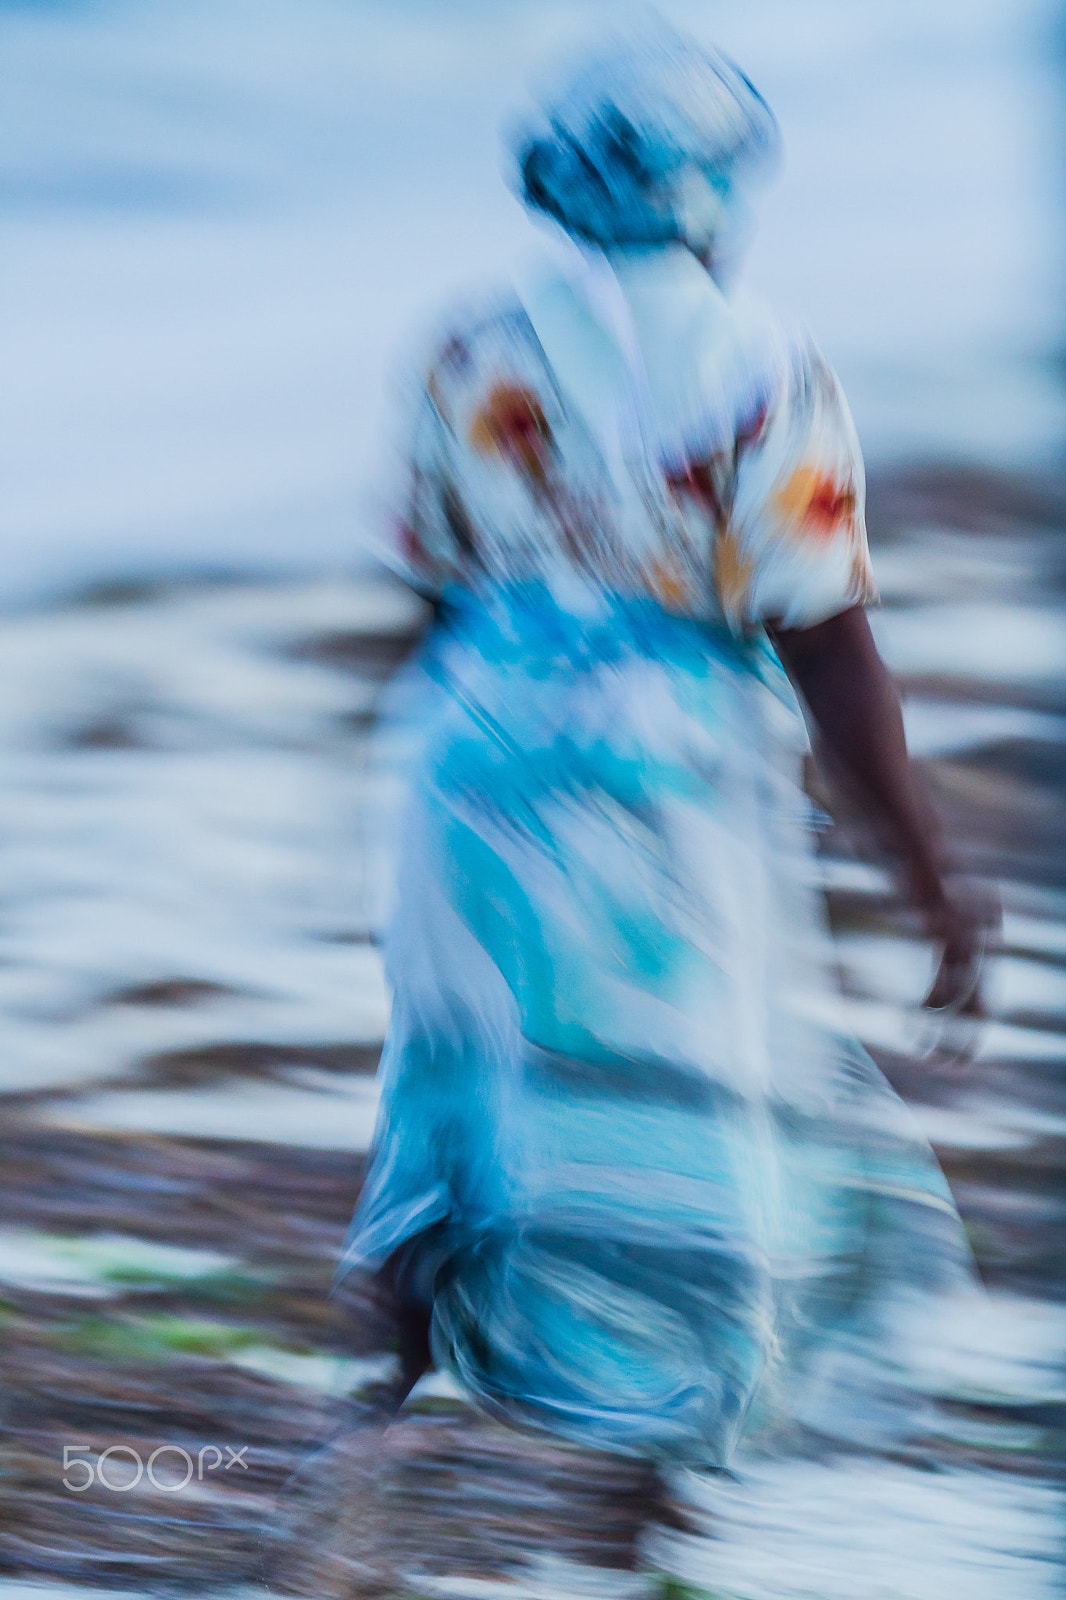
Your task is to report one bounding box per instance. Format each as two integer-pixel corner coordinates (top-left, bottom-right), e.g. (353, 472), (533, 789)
(923, 940), (984, 1016)
(918, 881), (1000, 1066)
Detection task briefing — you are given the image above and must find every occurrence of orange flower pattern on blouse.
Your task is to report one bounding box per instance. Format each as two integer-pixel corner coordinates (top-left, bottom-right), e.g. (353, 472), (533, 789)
(712, 523), (756, 622)
(646, 554), (698, 611)
(391, 305), (875, 631)
(771, 464), (857, 544)
(469, 382), (553, 485)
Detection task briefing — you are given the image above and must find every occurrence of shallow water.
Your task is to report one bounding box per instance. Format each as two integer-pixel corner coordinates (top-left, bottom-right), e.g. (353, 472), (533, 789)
(0, 480), (1063, 1599)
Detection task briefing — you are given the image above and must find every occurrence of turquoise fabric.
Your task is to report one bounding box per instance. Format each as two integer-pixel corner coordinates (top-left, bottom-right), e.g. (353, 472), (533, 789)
(340, 583), (970, 1465)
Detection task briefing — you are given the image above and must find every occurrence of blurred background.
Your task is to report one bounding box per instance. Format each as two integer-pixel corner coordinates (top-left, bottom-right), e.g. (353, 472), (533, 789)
(0, 2), (1064, 1596)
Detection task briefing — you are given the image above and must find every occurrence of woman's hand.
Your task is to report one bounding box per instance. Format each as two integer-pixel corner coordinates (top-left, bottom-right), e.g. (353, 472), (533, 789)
(918, 878), (999, 1017)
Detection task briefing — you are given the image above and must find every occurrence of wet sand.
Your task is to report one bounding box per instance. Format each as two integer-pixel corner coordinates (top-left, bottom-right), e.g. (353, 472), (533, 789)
(1, 463), (1064, 1598)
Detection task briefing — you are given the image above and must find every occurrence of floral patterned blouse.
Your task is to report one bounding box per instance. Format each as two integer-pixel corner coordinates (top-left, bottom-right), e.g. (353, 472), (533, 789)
(391, 255), (876, 636)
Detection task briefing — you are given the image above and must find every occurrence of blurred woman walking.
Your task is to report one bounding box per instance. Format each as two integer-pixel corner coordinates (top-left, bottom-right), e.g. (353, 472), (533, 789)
(329, 19), (986, 1597)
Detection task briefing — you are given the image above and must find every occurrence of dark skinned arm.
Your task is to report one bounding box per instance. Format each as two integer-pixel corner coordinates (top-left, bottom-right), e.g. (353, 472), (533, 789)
(767, 604), (989, 1012)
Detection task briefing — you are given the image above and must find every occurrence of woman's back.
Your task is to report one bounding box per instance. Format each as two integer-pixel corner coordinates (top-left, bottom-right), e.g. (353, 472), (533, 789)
(344, 243), (971, 1470)
(393, 242), (875, 641)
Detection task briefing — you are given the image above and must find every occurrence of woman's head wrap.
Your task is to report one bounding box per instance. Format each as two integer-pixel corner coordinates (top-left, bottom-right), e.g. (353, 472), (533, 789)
(509, 19), (779, 252)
